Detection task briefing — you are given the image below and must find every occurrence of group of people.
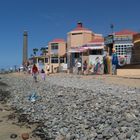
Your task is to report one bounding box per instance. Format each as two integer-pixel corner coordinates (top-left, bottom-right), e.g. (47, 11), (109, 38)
(31, 64), (50, 82)
(27, 49), (119, 82)
(74, 60), (88, 75)
(74, 49), (119, 75)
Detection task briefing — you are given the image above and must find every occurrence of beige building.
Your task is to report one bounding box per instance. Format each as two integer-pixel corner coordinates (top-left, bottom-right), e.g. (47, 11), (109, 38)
(67, 22), (104, 72)
(67, 22), (93, 49)
(31, 39), (67, 73)
(48, 38), (67, 73)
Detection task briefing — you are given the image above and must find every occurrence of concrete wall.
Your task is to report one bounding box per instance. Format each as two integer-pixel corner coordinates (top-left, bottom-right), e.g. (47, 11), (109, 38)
(48, 41), (66, 56)
(67, 31), (93, 48)
(117, 69), (140, 77)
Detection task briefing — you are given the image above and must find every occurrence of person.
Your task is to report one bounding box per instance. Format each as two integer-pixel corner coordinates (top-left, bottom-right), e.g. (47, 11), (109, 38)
(46, 64), (50, 75)
(106, 54), (111, 74)
(112, 49), (118, 75)
(41, 69), (46, 81)
(94, 57), (101, 74)
(32, 64), (39, 82)
(103, 54), (108, 74)
(83, 60), (87, 75)
(77, 60), (82, 75)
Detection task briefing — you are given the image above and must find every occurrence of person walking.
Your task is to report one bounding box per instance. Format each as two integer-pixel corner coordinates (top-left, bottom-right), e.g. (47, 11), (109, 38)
(32, 64), (39, 82)
(41, 69), (46, 81)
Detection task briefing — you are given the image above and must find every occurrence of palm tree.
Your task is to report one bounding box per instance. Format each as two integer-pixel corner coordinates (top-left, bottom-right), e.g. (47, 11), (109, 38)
(30, 54), (34, 58)
(40, 47), (48, 56)
(33, 48), (38, 56)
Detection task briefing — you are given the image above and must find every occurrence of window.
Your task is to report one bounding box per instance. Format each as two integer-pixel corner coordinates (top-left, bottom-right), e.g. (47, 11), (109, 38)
(45, 58), (48, 63)
(72, 33), (82, 35)
(38, 58), (44, 63)
(51, 57), (58, 63)
(51, 43), (58, 54)
(60, 57), (65, 63)
(51, 43), (58, 50)
(89, 50), (102, 55)
(83, 51), (88, 56)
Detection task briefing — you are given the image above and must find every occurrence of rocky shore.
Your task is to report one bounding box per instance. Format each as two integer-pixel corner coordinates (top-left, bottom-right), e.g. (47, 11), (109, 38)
(0, 73), (140, 140)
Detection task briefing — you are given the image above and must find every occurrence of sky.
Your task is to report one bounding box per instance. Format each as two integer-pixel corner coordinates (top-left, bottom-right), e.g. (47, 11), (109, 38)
(0, 0), (140, 69)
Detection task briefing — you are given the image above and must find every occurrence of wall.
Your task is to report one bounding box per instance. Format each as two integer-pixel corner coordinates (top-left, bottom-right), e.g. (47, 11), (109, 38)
(89, 55), (103, 65)
(67, 30), (92, 48)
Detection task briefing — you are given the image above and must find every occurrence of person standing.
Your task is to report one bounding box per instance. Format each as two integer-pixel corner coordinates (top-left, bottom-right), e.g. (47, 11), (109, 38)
(77, 60), (82, 75)
(32, 64), (39, 82)
(112, 49), (118, 75)
(83, 60), (87, 75)
(46, 64), (50, 75)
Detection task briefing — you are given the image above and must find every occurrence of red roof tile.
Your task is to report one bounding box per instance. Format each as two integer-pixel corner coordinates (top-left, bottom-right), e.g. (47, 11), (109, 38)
(89, 38), (104, 43)
(115, 30), (137, 35)
(73, 27), (91, 31)
(71, 22), (92, 32)
(51, 38), (65, 42)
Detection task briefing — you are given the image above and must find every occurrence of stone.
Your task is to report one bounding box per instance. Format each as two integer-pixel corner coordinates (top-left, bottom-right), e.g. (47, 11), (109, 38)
(118, 133), (126, 140)
(21, 133), (29, 140)
(130, 135), (136, 140)
(10, 134), (18, 139)
(55, 134), (65, 140)
(1, 74), (139, 140)
(125, 113), (137, 122)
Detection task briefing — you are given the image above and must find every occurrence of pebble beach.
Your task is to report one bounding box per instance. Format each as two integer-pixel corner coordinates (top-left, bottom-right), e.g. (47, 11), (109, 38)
(0, 73), (140, 140)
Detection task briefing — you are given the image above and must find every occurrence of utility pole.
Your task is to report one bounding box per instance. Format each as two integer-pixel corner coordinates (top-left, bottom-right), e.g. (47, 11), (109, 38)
(110, 24), (114, 35)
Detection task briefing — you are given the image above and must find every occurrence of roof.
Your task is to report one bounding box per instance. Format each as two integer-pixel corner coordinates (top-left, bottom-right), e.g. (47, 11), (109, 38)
(115, 30), (137, 35)
(50, 38), (65, 43)
(72, 27), (91, 31)
(89, 38), (104, 43)
(71, 22), (92, 32)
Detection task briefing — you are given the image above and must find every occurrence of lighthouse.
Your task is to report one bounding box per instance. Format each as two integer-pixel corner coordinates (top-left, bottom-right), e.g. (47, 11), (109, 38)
(22, 31), (28, 66)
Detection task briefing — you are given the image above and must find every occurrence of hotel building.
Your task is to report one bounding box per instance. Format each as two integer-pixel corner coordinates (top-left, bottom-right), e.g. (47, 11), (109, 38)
(67, 22), (104, 71)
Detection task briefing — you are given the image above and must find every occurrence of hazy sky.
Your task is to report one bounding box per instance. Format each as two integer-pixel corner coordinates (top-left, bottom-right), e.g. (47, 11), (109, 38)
(0, 0), (140, 68)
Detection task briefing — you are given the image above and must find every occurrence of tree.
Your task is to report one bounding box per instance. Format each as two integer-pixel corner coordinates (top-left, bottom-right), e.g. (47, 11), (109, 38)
(40, 47), (48, 56)
(33, 48), (38, 56)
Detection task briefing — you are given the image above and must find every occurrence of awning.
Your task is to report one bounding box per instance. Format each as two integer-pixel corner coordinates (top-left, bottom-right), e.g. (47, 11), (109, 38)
(84, 46), (104, 50)
(68, 49), (81, 53)
(68, 46), (104, 53)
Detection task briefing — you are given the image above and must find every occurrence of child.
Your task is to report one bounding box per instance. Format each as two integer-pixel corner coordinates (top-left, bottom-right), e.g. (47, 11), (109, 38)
(41, 69), (46, 81)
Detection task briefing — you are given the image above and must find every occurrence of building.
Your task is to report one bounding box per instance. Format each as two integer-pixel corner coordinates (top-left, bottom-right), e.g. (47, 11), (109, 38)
(104, 34), (114, 55)
(48, 38), (67, 73)
(105, 30), (137, 65)
(67, 22), (93, 69)
(132, 33), (140, 64)
(81, 38), (104, 66)
(67, 22), (104, 72)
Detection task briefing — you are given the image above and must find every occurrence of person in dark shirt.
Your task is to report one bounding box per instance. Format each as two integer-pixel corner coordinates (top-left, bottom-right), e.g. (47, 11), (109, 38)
(83, 60), (87, 75)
